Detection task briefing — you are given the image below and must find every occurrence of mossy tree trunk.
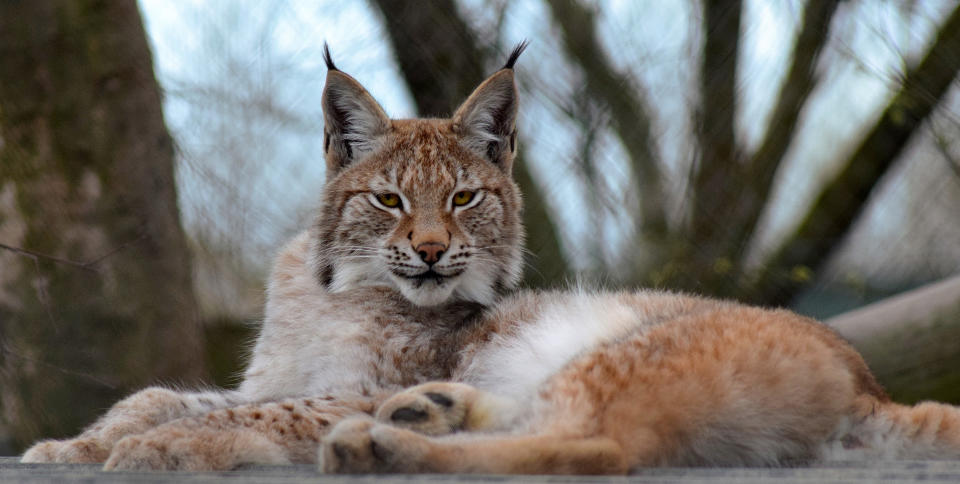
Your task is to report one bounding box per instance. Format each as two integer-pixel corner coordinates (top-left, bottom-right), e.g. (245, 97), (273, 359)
(0, 0), (207, 450)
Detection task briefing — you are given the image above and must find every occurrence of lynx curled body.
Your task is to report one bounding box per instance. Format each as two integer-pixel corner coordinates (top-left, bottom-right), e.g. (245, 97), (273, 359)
(326, 288), (960, 473)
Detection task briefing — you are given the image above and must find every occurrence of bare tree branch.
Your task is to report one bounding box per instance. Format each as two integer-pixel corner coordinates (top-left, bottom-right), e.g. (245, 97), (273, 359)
(546, 0), (667, 237)
(0, 342), (119, 390)
(756, 5), (960, 305)
(0, 234), (148, 273)
(0, 242), (100, 273)
(734, 0), (841, 255)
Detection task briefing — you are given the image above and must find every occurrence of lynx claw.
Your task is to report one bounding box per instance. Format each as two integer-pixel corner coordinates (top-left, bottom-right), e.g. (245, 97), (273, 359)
(21, 438), (110, 464)
(103, 436), (171, 471)
(105, 431), (218, 471)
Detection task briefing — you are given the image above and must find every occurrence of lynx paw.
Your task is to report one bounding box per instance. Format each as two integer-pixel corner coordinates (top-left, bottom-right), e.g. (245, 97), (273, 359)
(320, 418), (434, 474)
(375, 382), (486, 436)
(377, 381), (513, 435)
(21, 438), (110, 464)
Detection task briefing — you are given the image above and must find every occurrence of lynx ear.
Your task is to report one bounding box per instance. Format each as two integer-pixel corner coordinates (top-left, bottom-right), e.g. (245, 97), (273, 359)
(322, 46), (390, 175)
(452, 43), (527, 173)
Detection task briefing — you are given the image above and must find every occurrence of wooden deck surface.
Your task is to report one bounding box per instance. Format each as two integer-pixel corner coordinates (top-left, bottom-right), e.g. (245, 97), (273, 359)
(4, 458), (960, 483)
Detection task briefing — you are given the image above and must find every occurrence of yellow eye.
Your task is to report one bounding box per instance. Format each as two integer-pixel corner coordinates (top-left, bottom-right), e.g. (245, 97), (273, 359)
(452, 191), (475, 206)
(376, 193), (402, 208)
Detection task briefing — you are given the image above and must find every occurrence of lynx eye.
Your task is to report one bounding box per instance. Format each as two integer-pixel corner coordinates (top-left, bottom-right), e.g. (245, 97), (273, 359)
(375, 193), (402, 209)
(452, 191), (475, 207)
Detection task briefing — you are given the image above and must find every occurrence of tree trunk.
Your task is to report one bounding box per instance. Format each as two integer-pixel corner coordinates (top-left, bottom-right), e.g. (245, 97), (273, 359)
(0, 0), (207, 450)
(690, 0), (743, 250)
(370, 0), (569, 286)
(631, 0), (749, 296)
(734, 0), (841, 255)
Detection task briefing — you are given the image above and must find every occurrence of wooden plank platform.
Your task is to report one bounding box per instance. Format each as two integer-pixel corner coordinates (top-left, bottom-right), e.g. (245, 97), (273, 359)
(4, 458), (960, 483)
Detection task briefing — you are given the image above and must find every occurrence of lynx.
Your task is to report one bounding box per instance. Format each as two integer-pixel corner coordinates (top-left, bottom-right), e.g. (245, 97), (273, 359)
(20, 44), (525, 470)
(24, 43), (960, 473)
(307, 44), (960, 472)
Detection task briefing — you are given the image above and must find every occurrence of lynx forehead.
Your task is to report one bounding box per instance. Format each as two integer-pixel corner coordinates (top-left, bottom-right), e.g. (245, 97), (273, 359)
(310, 45), (527, 307)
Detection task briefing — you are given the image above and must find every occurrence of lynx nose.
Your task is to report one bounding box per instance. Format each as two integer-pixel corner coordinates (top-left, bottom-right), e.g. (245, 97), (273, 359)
(415, 242), (447, 265)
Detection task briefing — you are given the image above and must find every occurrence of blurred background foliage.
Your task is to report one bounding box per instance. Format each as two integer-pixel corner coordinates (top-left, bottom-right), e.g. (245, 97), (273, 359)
(2, 0), (960, 454)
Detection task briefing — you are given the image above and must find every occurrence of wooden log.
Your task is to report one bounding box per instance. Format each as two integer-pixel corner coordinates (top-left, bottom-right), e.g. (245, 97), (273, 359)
(826, 275), (960, 404)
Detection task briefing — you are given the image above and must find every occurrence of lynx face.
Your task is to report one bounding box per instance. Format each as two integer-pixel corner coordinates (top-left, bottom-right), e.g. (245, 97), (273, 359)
(311, 47), (526, 307)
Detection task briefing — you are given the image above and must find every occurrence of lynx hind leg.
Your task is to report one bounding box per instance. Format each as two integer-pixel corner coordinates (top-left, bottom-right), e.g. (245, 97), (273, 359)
(835, 400), (960, 460)
(321, 418), (627, 475)
(375, 382), (517, 436)
(21, 387), (237, 464)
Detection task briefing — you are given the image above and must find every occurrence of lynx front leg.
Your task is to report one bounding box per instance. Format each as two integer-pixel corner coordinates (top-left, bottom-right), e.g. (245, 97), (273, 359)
(105, 426), (290, 471)
(21, 387), (239, 464)
(104, 394), (377, 470)
(321, 418), (628, 475)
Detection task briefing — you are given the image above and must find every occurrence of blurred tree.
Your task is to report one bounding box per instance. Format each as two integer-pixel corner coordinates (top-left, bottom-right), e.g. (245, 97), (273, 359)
(371, 0), (569, 287)
(0, 0), (207, 450)
(547, 0), (665, 241)
(754, 3), (960, 305)
(540, 0), (960, 306)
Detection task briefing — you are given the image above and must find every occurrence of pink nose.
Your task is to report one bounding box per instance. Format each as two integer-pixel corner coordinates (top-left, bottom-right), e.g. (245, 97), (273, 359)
(415, 242), (447, 265)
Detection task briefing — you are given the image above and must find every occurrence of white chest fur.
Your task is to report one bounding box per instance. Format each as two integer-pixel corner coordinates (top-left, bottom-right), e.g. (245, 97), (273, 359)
(457, 292), (659, 400)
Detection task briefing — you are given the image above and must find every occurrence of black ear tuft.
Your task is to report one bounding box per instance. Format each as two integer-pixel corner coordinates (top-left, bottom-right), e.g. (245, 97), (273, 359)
(503, 40), (529, 70)
(321, 55), (390, 174)
(452, 68), (519, 172)
(323, 42), (339, 71)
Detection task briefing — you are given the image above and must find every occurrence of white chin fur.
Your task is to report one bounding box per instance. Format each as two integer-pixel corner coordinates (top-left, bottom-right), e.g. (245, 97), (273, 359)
(394, 267), (497, 306)
(331, 259), (498, 307)
(453, 266), (497, 305)
(396, 279), (457, 307)
(400, 263), (499, 306)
